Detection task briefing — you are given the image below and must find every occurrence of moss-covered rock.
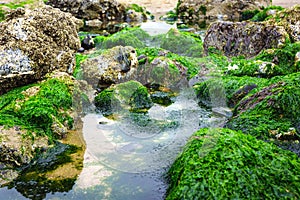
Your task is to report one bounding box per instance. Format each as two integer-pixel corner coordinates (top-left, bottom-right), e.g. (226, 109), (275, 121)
(176, 0), (270, 28)
(0, 72), (75, 169)
(94, 80), (153, 116)
(158, 29), (203, 57)
(167, 128), (300, 199)
(97, 28), (150, 49)
(267, 5), (300, 42)
(225, 43), (300, 77)
(193, 75), (269, 108)
(226, 72), (300, 139)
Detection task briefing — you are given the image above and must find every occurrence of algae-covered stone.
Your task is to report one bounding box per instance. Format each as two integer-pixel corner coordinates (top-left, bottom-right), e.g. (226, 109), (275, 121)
(95, 80), (153, 116)
(0, 6), (81, 94)
(99, 28), (149, 49)
(167, 128), (300, 199)
(0, 72), (76, 169)
(158, 29), (203, 57)
(226, 73), (300, 139)
(204, 21), (288, 57)
(193, 75), (269, 108)
(81, 46), (138, 89)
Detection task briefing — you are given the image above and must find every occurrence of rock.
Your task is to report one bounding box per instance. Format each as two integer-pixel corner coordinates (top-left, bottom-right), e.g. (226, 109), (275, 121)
(203, 21), (289, 57)
(0, 6), (81, 94)
(47, 0), (127, 33)
(0, 126), (49, 167)
(177, 0), (270, 27)
(137, 56), (188, 90)
(268, 5), (300, 42)
(81, 46), (138, 89)
(81, 34), (95, 50)
(47, 0), (126, 22)
(230, 84), (257, 107)
(94, 80), (153, 116)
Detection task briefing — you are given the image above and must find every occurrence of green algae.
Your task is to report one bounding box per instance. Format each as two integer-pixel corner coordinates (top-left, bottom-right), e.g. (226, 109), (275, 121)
(250, 5), (284, 22)
(167, 128), (300, 200)
(226, 72), (300, 139)
(0, 0), (40, 21)
(0, 77), (73, 142)
(94, 80), (153, 116)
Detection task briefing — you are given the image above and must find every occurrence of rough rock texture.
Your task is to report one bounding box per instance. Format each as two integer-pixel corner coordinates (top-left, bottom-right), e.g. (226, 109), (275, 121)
(47, 0), (127, 30)
(268, 5), (300, 42)
(0, 126), (48, 167)
(0, 6), (81, 94)
(203, 21), (289, 57)
(81, 46), (138, 89)
(177, 0), (270, 26)
(137, 56), (188, 90)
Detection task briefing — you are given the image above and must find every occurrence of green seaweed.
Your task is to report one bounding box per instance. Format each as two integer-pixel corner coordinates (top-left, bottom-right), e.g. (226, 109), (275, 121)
(94, 80), (153, 116)
(226, 72), (300, 139)
(167, 128), (300, 199)
(0, 78), (73, 141)
(251, 5), (284, 22)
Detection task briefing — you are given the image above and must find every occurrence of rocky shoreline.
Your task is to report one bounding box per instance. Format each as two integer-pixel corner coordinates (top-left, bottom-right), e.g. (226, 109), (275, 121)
(0, 0), (300, 199)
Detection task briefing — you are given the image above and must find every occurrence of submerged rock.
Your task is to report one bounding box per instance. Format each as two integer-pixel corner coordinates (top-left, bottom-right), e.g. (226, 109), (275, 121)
(203, 21), (288, 57)
(81, 46), (138, 89)
(0, 6), (81, 94)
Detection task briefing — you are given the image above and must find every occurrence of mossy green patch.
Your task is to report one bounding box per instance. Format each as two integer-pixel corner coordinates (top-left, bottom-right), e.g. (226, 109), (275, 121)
(226, 42), (300, 78)
(95, 80), (153, 116)
(74, 53), (88, 79)
(167, 128), (300, 199)
(250, 5), (284, 22)
(226, 72), (300, 139)
(0, 77), (73, 141)
(159, 29), (203, 57)
(96, 27), (150, 49)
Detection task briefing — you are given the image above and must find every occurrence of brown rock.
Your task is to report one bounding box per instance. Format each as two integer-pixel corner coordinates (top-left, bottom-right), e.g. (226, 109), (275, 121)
(203, 21), (288, 57)
(0, 6), (81, 94)
(177, 0), (270, 27)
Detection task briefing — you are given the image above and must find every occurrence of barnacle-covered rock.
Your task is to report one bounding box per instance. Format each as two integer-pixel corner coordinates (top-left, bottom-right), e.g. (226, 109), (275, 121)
(81, 46), (138, 90)
(203, 21), (289, 57)
(0, 6), (81, 94)
(47, 0), (126, 22)
(177, 0), (270, 27)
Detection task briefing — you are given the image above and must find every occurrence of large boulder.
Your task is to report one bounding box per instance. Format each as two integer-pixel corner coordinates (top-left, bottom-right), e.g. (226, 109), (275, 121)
(203, 21), (289, 57)
(0, 6), (81, 95)
(81, 46), (138, 89)
(177, 0), (270, 27)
